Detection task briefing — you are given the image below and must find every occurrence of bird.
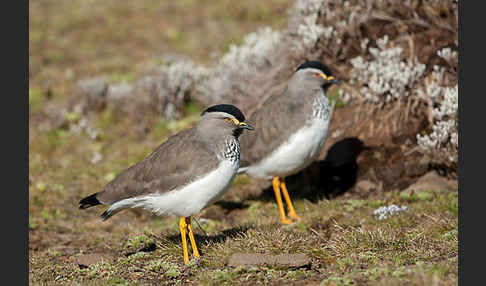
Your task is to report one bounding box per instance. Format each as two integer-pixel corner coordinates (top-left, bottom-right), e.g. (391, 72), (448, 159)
(78, 104), (254, 265)
(238, 61), (340, 224)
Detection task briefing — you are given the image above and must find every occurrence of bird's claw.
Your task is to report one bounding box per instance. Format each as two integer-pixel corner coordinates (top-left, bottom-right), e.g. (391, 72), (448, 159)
(288, 212), (301, 221)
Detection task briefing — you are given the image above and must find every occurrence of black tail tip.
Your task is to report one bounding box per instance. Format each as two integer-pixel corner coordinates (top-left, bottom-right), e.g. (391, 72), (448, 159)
(100, 210), (112, 221)
(79, 193), (101, 209)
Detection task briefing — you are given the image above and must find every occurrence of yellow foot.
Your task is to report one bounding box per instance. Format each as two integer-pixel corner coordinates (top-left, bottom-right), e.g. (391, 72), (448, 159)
(186, 217), (200, 259)
(288, 212), (301, 221)
(281, 218), (293, 225)
(179, 217), (189, 265)
(180, 216), (201, 265)
(273, 177), (291, 225)
(279, 179), (300, 222)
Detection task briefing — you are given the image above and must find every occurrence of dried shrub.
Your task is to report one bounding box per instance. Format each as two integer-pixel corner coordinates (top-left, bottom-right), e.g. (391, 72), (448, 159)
(195, 27), (284, 111)
(79, 60), (208, 121)
(74, 0), (458, 170)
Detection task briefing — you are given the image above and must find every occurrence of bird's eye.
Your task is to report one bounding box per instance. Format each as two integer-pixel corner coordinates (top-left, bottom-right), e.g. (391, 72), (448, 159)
(224, 117), (233, 123)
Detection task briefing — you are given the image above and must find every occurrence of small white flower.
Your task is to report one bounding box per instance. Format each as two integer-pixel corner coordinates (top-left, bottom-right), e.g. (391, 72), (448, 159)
(91, 152), (104, 165)
(373, 205), (408, 220)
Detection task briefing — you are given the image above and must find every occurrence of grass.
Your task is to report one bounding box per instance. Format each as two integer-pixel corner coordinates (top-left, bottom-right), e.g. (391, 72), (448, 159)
(29, 165), (458, 285)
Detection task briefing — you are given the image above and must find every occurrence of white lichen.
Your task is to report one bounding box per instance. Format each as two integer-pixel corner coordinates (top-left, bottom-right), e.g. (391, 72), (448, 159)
(90, 151), (104, 165)
(417, 44), (458, 163)
(417, 84), (458, 163)
(297, 14), (327, 48)
(219, 27), (281, 74)
(289, 0), (327, 52)
(437, 47), (458, 63)
(337, 89), (352, 104)
(69, 117), (100, 140)
(158, 60), (208, 102)
(350, 35), (426, 103)
(373, 205), (408, 220)
(331, 129), (343, 138)
(360, 38), (370, 52)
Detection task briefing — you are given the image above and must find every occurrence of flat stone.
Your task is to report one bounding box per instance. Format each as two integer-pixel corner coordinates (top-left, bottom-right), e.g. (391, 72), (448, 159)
(228, 253), (311, 268)
(73, 253), (109, 268)
(406, 171), (457, 193)
(355, 180), (377, 193)
(404, 155), (430, 177)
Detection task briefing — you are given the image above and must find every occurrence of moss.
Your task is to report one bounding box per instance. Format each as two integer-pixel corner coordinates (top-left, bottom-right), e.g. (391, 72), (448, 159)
(328, 89), (345, 108)
(321, 276), (353, 286)
(43, 129), (71, 151)
(108, 72), (136, 84)
(232, 175), (249, 187)
(29, 88), (43, 110)
(124, 233), (155, 252)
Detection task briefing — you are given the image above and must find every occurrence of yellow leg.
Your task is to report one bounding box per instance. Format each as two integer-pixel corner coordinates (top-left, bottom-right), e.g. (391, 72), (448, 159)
(186, 217), (200, 259)
(280, 180), (301, 221)
(179, 217), (189, 265)
(272, 177), (292, 224)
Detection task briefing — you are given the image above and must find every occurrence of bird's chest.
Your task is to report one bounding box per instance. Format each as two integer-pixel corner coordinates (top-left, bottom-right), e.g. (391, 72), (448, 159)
(311, 94), (331, 120)
(222, 138), (240, 163)
(147, 158), (239, 217)
(250, 116), (330, 179)
(280, 96), (331, 161)
(278, 116), (330, 166)
(245, 95), (331, 179)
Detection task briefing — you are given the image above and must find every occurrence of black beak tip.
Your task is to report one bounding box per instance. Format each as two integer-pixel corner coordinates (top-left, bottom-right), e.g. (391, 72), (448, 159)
(240, 123), (255, 130)
(332, 79), (342, 86)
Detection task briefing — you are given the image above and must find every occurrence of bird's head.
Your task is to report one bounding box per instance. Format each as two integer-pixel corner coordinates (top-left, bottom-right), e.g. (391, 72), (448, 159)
(200, 104), (254, 138)
(293, 61), (340, 91)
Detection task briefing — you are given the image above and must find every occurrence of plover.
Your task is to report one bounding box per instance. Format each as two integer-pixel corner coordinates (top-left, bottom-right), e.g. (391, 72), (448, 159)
(79, 104), (254, 264)
(238, 61), (340, 224)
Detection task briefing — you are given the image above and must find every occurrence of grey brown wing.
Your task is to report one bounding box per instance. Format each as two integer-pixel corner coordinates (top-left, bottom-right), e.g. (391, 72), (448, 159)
(97, 129), (218, 204)
(239, 93), (307, 167)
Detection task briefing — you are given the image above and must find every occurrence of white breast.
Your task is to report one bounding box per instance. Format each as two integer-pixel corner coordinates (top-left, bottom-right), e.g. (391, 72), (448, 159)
(106, 159), (239, 217)
(244, 117), (330, 179)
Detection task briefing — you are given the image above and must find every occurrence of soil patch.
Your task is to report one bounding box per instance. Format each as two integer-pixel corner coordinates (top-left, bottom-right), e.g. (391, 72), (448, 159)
(228, 253), (311, 269)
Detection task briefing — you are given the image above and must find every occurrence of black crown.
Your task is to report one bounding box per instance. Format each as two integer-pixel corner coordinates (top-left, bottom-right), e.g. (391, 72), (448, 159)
(202, 104), (246, 122)
(296, 61), (333, 76)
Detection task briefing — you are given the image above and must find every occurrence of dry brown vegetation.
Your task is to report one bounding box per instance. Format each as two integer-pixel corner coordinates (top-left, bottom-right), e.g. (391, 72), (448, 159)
(29, 0), (458, 285)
